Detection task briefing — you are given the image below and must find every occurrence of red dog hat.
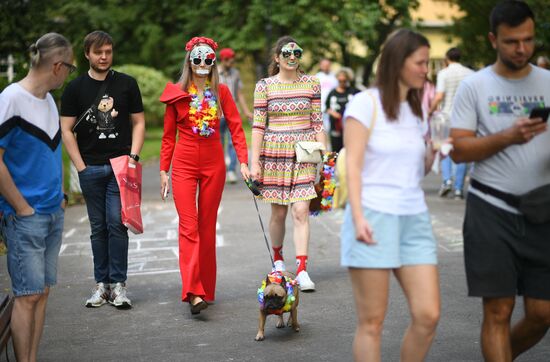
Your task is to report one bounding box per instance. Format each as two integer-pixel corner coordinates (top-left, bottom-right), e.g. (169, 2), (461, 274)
(185, 36), (218, 51)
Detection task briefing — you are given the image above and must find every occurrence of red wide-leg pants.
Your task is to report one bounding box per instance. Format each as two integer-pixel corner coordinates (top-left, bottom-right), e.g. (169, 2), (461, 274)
(172, 137), (225, 302)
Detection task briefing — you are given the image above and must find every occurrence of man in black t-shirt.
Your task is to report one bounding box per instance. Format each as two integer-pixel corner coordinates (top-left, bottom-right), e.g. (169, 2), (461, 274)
(60, 30), (145, 309)
(325, 68), (359, 152)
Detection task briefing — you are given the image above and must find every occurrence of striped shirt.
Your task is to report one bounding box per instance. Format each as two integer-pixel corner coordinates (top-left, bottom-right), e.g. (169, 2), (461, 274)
(252, 74), (323, 135)
(436, 63), (474, 115)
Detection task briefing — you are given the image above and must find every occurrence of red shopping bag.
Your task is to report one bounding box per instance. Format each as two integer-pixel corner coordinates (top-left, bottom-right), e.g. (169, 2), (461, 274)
(110, 156), (144, 234)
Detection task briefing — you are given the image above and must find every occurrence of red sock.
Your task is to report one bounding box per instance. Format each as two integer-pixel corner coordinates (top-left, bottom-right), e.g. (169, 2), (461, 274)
(272, 246), (283, 262)
(296, 255), (308, 274)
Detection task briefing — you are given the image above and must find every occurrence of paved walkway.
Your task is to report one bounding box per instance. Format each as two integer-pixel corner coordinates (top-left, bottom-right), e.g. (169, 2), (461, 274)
(0, 162), (548, 361)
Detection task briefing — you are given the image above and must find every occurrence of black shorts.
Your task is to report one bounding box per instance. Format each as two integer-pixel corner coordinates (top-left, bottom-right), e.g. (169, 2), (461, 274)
(463, 193), (550, 300)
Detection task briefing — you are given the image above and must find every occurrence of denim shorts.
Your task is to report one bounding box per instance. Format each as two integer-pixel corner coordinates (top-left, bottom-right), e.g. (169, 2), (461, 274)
(1, 208), (64, 296)
(341, 205), (437, 268)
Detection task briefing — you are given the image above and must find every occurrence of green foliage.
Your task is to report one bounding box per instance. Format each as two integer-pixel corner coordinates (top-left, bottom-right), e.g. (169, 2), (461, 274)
(448, 0), (550, 68)
(1, 0), (419, 85)
(114, 64), (170, 127)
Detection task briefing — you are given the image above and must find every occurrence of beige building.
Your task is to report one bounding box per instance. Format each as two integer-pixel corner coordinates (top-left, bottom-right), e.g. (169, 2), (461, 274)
(344, 0), (464, 85)
(413, 0), (465, 77)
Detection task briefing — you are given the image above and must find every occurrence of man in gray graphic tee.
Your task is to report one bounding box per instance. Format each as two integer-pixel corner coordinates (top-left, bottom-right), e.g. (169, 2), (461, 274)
(450, 1), (550, 361)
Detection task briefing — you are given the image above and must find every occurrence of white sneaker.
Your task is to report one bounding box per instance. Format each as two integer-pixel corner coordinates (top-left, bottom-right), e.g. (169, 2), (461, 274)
(109, 282), (132, 309)
(85, 282), (110, 308)
(273, 260), (286, 272)
(227, 171), (237, 184)
(296, 271), (316, 292)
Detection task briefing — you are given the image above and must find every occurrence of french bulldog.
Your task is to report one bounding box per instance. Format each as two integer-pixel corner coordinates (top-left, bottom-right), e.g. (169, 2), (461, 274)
(255, 271), (300, 341)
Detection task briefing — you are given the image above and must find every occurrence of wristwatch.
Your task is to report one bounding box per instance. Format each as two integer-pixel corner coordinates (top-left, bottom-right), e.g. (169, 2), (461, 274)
(129, 153), (140, 162)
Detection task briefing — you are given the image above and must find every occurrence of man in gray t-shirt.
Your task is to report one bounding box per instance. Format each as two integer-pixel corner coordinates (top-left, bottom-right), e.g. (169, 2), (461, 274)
(450, 1), (550, 360)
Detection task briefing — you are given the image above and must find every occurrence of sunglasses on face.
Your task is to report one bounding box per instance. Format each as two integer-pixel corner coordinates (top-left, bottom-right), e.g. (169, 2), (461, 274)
(281, 50), (303, 59)
(191, 57), (215, 66)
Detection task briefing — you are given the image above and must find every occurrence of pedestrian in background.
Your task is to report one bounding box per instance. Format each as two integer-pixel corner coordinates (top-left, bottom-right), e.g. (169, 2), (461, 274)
(421, 77), (435, 119)
(450, 1), (550, 360)
(0, 32), (73, 362)
(536, 55), (549, 69)
(429, 47), (474, 200)
(315, 58), (338, 136)
(61, 30), (145, 309)
(218, 47), (253, 184)
(250, 35), (326, 291)
(342, 29), (440, 361)
(159, 37), (250, 315)
(326, 67), (359, 152)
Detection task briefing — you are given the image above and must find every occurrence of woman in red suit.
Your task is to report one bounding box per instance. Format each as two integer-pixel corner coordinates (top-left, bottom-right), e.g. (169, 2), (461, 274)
(159, 37), (250, 315)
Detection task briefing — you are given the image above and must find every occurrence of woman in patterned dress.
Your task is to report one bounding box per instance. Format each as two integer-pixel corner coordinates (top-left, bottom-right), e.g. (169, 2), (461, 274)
(250, 36), (326, 291)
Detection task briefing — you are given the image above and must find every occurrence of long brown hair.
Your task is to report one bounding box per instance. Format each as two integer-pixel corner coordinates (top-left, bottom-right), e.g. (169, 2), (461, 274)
(268, 35), (304, 77)
(375, 29), (430, 121)
(178, 46), (221, 115)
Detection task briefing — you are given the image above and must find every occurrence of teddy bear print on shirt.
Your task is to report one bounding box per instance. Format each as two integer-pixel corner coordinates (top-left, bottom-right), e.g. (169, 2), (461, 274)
(96, 95), (118, 139)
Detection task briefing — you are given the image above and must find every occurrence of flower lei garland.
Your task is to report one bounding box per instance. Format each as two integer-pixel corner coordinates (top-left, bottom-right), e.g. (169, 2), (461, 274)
(257, 271), (297, 315)
(188, 82), (218, 137)
(310, 152), (338, 216)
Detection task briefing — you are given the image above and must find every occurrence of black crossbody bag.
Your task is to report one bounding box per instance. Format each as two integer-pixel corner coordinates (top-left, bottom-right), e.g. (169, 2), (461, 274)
(471, 179), (550, 224)
(72, 70), (114, 133)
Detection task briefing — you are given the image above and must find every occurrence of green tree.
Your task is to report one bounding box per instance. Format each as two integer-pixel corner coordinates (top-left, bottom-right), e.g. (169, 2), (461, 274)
(168, 0), (418, 82)
(448, 0), (550, 68)
(1, 0), (420, 85)
(115, 64), (170, 126)
(0, 0), (56, 80)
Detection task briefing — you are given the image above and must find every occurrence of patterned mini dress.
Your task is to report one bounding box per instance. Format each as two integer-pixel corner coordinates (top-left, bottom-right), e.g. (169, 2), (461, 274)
(252, 73), (323, 205)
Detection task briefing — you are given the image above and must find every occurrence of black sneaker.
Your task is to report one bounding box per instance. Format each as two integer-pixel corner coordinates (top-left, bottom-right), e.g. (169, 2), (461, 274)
(438, 181), (452, 197)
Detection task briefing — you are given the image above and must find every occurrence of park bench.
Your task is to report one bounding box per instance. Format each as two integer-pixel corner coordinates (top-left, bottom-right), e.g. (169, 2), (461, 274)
(0, 292), (14, 355)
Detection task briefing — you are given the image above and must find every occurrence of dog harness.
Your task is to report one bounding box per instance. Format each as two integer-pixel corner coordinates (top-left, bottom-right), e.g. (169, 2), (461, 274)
(257, 272), (297, 315)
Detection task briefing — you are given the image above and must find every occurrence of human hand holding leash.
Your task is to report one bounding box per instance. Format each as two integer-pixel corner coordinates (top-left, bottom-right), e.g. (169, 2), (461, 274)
(240, 163), (251, 181)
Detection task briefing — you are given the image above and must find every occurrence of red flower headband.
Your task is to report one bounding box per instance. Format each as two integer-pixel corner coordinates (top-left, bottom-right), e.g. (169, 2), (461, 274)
(185, 37), (218, 51)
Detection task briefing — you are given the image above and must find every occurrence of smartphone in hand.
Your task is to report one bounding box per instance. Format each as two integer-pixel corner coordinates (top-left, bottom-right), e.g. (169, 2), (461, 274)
(529, 107), (550, 122)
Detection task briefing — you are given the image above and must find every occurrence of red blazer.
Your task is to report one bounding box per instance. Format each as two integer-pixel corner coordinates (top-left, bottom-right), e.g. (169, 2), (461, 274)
(159, 82), (248, 172)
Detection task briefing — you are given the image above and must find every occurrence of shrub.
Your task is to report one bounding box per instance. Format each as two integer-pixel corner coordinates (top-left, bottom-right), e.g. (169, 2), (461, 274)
(115, 64), (170, 127)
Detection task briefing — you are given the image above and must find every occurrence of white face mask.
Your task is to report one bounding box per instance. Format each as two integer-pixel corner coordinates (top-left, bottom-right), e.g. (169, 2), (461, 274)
(190, 45), (216, 76)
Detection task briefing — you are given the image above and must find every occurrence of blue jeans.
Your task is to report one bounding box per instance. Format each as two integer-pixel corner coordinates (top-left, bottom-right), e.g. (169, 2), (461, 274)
(219, 117), (237, 173)
(2, 209), (64, 296)
(78, 165), (128, 283)
(441, 156), (467, 191)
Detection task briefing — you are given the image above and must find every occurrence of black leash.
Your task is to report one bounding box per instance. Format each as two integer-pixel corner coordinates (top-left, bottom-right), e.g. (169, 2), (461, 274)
(251, 195), (275, 269)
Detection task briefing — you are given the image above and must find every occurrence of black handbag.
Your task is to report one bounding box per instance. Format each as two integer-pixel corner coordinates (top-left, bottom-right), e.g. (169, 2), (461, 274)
(471, 179), (550, 224)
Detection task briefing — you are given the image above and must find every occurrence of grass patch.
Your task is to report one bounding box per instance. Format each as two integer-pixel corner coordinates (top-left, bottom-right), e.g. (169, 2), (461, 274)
(141, 126), (164, 163)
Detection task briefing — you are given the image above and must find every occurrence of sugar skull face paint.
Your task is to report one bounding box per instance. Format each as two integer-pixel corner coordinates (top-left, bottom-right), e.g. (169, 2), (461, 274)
(190, 45), (216, 73)
(280, 42), (303, 59)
